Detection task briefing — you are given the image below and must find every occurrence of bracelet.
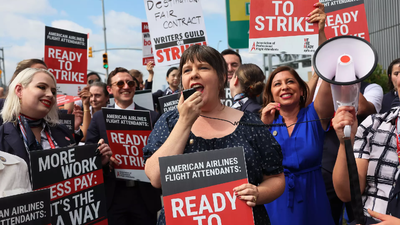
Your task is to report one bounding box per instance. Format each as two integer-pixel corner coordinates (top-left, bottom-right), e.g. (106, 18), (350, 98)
(84, 110), (90, 112)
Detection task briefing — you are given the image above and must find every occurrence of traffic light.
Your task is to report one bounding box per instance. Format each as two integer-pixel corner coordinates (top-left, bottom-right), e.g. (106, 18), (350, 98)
(88, 47), (93, 58)
(102, 53), (108, 69)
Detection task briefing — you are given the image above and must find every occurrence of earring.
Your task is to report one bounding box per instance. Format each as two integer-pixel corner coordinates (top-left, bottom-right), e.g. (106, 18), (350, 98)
(300, 95), (305, 103)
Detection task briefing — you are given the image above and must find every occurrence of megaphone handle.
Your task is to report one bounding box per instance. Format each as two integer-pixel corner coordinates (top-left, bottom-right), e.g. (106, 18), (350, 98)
(344, 125), (351, 138)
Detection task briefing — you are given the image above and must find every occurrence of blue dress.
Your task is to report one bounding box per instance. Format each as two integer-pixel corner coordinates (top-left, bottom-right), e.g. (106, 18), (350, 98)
(264, 103), (334, 225)
(143, 109), (283, 225)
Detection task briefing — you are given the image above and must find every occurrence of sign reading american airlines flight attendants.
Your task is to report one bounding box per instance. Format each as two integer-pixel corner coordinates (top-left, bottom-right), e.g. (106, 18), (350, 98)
(142, 22), (155, 65)
(144, 0), (208, 66)
(103, 108), (152, 182)
(249, 0), (319, 54)
(44, 26), (88, 96)
(159, 147), (254, 225)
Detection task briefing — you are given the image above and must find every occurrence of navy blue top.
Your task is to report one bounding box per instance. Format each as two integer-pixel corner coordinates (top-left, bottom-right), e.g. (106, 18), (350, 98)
(380, 91), (398, 113)
(143, 109), (283, 225)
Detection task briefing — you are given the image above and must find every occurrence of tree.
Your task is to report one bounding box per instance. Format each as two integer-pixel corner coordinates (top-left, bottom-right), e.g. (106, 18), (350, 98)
(364, 64), (389, 93)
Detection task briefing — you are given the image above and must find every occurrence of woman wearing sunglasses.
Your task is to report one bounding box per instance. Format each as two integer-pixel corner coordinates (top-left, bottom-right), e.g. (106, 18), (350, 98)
(143, 45), (285, 225)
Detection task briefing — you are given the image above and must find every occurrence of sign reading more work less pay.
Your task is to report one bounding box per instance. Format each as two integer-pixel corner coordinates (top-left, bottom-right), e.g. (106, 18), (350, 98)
(30, 145), (108, 225)
(144, 0), (208, 66)
(45, 26), (88, 96)
(249, 0), (319, 54)
(159, 147), (254, 225)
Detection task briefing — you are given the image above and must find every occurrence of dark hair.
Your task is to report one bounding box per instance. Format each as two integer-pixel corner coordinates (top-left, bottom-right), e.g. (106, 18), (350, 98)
(107, 67), (138, 87)
(166, 67), (178, 77)
(262, 66), (309, 118)
(235, 64), (265, 98)
(87, 72), (101, 80)
(11, 59), (47, 84)
(387, 58), (400, 91)
(179, 45), (227, 98)
(134, 79), (140, 90)
(89, 81), (109, 97)
(221, 49), (242, 64)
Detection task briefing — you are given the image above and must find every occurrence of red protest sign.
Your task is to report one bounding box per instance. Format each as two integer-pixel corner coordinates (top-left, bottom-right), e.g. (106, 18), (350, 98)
(155, 41), (207, 64)
(159, 147), (254, 225)
(142, 22), (155, 65)
(44, 26), (88, 96)
(57, 94), (81, 106)
(324, 1), (369, 41)
(249, 0), (318, 54)
(102, 108), (152, 182)
(107, 130), (151, 170)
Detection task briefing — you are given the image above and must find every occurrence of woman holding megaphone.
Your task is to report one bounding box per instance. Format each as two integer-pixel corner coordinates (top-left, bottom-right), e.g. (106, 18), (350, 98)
(332, 86), (400, 223)
(260, 2), (336, 224)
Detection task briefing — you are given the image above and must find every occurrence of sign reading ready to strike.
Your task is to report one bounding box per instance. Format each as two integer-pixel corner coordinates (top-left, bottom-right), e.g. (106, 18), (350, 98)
(159, 147), (254, 225)
(44, 26), (88, 96)
(322, 0), (369, 41)
(30, 145), (107, 225)
(103, 108), (152, 182)
(144, 0), (208, 66)
(249, 0), (318, 54)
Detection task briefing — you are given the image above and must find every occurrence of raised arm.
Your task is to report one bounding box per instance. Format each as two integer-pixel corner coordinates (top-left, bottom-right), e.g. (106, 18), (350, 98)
(146, 61), (155, 83)
(308, 3), (334, 129)
(331, 106), (368, 202)
(79, 86), (92, 141)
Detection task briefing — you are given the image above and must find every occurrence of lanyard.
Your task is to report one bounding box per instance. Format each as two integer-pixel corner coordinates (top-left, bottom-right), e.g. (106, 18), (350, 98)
(44, 130), (55, 149)
(396, 118), (400, 164)
(18, 115), (55, 150)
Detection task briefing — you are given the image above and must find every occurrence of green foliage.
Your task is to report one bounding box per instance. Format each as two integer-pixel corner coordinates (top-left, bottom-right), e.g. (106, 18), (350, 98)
(364, 64), (390, 93)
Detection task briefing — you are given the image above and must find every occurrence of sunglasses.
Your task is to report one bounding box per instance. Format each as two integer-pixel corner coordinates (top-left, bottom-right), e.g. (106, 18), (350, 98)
(111, 80), (136, 88)
(88, 79), (100, 85)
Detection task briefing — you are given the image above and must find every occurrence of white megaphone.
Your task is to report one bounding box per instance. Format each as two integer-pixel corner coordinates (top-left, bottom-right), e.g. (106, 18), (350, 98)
(313, 36), (378, 138)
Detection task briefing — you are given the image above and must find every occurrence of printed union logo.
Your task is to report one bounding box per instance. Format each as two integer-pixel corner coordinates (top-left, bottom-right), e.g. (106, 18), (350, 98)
(251, 42), (256, 51)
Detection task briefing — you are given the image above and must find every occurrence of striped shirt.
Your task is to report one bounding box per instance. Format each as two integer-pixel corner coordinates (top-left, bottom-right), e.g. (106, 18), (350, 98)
(354, 106), (400, 216)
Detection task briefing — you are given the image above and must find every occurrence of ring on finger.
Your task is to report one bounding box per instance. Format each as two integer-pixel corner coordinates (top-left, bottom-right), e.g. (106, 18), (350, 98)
(252, 196), (257, 203)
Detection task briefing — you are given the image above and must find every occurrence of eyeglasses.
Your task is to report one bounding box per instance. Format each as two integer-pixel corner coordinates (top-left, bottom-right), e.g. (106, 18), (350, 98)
(111, 80), (136, 88)
(88, 79), (100, 85)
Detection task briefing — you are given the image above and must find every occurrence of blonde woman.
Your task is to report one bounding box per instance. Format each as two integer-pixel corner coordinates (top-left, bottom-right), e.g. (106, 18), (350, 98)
(0, 68), (112, 181)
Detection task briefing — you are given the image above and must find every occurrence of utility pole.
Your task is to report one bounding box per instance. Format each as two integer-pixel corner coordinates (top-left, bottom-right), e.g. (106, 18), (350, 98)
(101, 0), (109, 78)
(0, 48), (5, 87)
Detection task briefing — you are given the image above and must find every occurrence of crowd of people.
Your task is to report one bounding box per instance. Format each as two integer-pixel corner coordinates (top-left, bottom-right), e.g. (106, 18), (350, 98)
(1, 2), (400, 225)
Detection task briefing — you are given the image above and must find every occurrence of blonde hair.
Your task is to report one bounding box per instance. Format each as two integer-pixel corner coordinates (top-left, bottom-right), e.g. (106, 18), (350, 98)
(1, 68), (59, 125)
